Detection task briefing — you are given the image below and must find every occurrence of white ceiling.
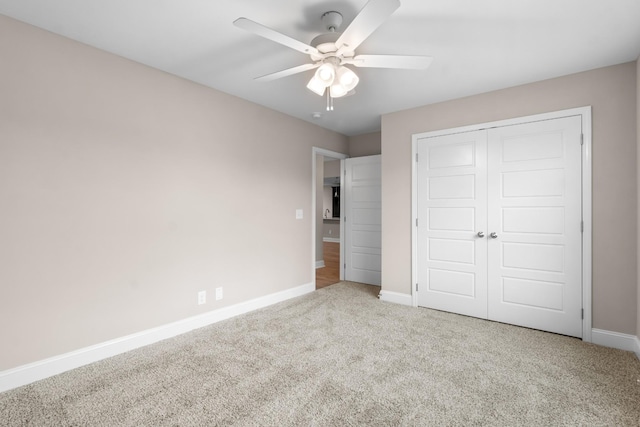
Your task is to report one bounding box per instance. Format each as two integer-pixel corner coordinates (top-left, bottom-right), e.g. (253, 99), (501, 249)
(1, 0), (639, 136)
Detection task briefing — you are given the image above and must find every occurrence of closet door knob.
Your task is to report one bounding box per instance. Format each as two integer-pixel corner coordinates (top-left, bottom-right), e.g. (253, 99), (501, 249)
(477, 231), (485, 238)
(490, 232), (498, 239)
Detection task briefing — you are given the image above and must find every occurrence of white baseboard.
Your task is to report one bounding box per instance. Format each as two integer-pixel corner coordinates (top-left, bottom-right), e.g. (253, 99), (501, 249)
(591, 329), (640, 358)
(0, 281), (315, 393)
(379, 290), (413, 306)
(315, 260), (325, 269)
(322, 237), (340, 243)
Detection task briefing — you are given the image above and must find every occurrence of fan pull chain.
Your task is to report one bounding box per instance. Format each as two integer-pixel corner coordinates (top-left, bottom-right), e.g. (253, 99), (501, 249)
(326, 91), (334, 111)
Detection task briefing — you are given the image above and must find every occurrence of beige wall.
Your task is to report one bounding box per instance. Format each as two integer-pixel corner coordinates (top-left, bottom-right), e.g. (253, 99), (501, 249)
(323, 219), (340, 239)
(382, 62), (638, 335)
(324, 159), (341, 178)
(348, 132), (381, 157)
(324, 160), (341, 218)
(323, 186), (333, 219)
(0, 15), (348, 370)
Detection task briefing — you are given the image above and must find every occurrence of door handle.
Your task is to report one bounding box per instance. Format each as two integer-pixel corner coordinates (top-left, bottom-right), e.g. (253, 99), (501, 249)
(477, 231), (485, 238)
(490, 232), (498, 239)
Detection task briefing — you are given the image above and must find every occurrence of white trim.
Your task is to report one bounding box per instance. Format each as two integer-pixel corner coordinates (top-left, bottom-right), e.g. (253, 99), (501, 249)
(411, 107), (593, 341)
(315, 260), (325, 269)
(411, 136), (419, 307)
(0, 281), (314, 393)
(340, 159), (345, 281)
(412, 107), (592, 139)
(591, 329), (640, 356)
(311, 147), (348, 288)
(323, 237), (340, 243)
(379, 290), (413, 306)
(580, 107), (593, 342)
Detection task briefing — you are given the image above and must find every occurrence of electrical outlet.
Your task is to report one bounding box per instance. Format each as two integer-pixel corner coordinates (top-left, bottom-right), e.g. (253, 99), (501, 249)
(197, 290), (206, 305)
(215, 287), (223, 301)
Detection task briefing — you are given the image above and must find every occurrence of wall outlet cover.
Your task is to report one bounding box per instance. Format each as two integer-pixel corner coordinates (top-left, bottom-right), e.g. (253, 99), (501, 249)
(197, 290), (206, 305)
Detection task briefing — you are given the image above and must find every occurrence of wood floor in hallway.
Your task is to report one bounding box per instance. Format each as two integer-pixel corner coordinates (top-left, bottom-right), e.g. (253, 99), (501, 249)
(316, 241), (340, 289)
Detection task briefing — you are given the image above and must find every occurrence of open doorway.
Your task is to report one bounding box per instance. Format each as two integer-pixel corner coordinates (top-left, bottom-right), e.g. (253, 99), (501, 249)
(312, 148), (348, 290)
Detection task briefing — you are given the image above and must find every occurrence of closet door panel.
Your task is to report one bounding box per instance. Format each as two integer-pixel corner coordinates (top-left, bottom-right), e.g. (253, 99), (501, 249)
(487, 116), (583, 338)
(417, 131), (488, 318)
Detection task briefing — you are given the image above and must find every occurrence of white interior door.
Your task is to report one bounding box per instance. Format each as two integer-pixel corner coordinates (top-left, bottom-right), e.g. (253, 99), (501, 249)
(416, 131), (488, 318)
(344, 155), (381, 285)
(487, 116), (583, 337)
(416, 115), (584, 338)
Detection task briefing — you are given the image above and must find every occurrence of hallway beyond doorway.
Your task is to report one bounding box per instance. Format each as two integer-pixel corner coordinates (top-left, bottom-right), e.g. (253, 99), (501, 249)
(316, 241), (339, 289)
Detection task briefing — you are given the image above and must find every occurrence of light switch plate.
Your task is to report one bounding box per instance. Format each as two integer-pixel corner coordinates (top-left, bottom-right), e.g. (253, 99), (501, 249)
(295, 209), (303, 219)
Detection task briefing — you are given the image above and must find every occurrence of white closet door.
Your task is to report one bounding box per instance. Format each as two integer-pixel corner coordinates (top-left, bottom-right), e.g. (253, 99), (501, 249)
(417, 131), (488, 318)
(344, 155), (381, 285)
(487, 116), (583, 337)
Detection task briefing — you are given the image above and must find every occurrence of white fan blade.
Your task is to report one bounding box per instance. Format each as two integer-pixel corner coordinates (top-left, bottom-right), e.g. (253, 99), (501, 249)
(348, 54), (433, 69)
(255, 63), (319, 82)
(335, 0), (400, 51)
(234, 18), (319, 55)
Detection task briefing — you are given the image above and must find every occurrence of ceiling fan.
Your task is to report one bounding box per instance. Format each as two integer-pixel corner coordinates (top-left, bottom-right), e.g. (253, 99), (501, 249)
(233, 0), (433, 110)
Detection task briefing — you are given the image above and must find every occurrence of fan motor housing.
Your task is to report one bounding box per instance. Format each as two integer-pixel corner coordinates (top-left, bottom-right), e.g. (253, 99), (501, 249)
(310, 33), (355, 60)
(311, 32), (340, 54)
(310, 11), (354, 59)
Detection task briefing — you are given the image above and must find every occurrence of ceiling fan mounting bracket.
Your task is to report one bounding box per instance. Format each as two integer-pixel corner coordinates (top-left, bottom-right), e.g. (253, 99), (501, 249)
(321, 11), (343, 32)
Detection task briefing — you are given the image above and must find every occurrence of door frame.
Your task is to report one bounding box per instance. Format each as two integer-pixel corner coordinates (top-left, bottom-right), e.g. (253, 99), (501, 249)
(312, 147), (349, 285)
(411, 106), (593, 342)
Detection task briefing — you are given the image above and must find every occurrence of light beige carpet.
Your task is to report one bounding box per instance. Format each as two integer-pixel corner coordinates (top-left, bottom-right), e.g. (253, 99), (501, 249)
(1, 282), (639, 426)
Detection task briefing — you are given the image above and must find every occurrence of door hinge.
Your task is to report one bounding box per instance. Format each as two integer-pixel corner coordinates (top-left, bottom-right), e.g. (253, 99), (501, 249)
(344, 216), (347, 222)
(416, 283), (419, 292)
(416, 218), (418, 227)
(416, 153), (419, 162)
(580, 221), (584, 232)
(580, 134), (584, 145)
(581, 308), (584, 319)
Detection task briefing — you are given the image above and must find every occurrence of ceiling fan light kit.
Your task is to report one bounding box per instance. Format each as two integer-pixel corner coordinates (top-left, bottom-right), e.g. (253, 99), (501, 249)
(316, 62), (336, 85)
(233, 0), (432, 111)
(337, 66), (359, 88)
(306, 58), (360, 100)
(306, 74), (327, 96)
